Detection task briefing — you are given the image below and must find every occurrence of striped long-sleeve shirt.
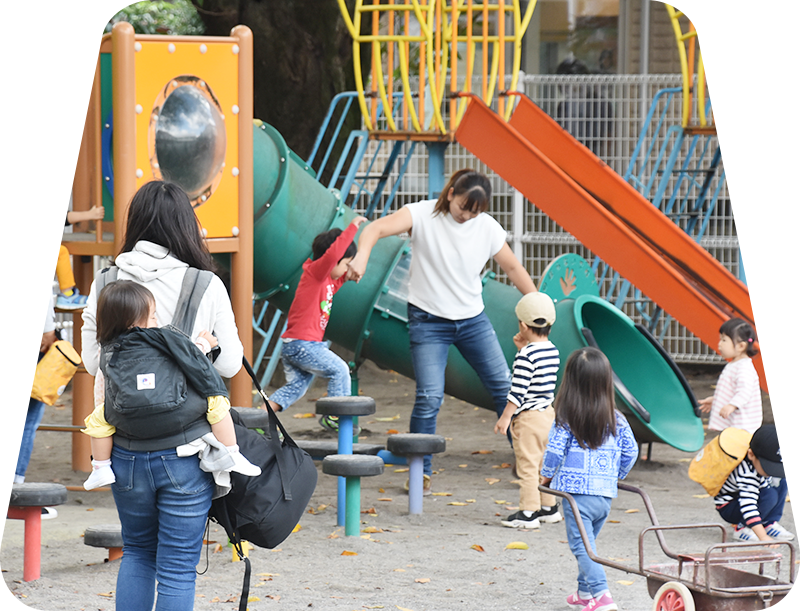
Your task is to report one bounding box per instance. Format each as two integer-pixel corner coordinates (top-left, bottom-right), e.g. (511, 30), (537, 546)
(507, 341), (560, 415)
(714, 457), (771, 527)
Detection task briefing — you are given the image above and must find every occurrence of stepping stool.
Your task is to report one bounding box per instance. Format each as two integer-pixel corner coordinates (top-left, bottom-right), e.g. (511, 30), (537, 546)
(84, 523), (124, 562)
(322, 454), (384, 536)
(316, 396), (376, 527)
(7, 483), (68, 581)
(387, 434), (446, 514)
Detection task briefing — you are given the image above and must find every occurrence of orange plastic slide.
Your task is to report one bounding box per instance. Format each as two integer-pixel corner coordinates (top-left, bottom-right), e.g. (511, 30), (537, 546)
(454, 94), (766, 390)
(757, 98), (800, 170)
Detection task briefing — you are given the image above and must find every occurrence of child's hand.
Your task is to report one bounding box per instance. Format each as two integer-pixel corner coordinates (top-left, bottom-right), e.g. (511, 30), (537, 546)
(351, 216), (368, 229)
(698, 397), (713, 413)
(197, 330), (218, 348)
(494, 414), (512, 435)
(512, 332), (527, 350)
(719, 403), (737, 419)
(195, 330), (218, 354)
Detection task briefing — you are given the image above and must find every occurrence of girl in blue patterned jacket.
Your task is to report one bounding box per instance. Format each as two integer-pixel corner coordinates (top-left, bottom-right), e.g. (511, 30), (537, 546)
(540, 347), (638, 611)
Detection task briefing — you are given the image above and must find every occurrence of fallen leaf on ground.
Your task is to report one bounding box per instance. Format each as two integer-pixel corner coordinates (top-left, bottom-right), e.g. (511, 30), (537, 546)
(375, 414), (401, 421)
(257, 573), (279, 577)
(471, 544), (486, 552)
(624, 509), (639, 514)
(394, 468), (409, 473)
(492, 463), (513, 469)
(292, 413), (315, 419)
(415, 578), (431, 583)
(341, 550), (358, 556)
(292, 523), (302, 533)
(97, 592), (114, 598)
(394, 568), (406, 572)
(693, 494), (710, 499)
(378, 497), (393, 502)
(362, 507), (378, 515)
(607, 520), (620, 524)
(617, 580), (635, 586)
(386, 429), (400, 435)
(448, 502), (468, 506)
(248, 596), (261, 602)
(472, 450), (493, 455)
(431, 492), (452, 496)
(494, 500), (508, 504)
(362, 526), (383, 533)
(505, 541), (529, 550)
(458, 464), (468, 468)
(485, 478), (500, 485)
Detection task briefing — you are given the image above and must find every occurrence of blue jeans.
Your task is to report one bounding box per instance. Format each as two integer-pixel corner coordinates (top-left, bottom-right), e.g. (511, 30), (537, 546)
(0, 318), (44, 483)
(562, 494), (613, 597)
(717, 477), (789, 528)
(111, 445), (214, 611)
(407, 304), (511, 475)
(270, 340), (351, 410)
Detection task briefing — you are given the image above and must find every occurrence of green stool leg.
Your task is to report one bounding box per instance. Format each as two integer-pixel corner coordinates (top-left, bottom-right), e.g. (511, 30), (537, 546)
(344, 476), (361, 536)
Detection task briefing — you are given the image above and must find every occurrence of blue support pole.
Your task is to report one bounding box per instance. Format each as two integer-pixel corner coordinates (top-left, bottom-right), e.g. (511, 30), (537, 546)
(426, 142), (449, 200)
(336, 416), (355, 527)
(739, 136), (759, 291)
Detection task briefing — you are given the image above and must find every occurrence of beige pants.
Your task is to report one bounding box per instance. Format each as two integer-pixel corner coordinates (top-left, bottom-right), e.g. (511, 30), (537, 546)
(510, 406), (556, 512)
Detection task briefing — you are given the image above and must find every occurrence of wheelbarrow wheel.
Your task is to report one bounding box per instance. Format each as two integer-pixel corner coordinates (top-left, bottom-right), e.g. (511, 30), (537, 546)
(653, 581), (695, 611)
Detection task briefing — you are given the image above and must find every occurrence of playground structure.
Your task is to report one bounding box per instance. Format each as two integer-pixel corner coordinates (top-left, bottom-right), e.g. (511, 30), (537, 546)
(62, 3), (749, 470)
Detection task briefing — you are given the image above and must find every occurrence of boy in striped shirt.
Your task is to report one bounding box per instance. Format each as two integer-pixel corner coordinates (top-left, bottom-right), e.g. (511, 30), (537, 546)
(715, 423), (794, 542)
(495, 292), (562, 529)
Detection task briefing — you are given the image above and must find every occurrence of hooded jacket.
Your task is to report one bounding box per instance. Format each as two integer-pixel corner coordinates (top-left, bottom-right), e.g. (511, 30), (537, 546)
(81, 241), (243, 378)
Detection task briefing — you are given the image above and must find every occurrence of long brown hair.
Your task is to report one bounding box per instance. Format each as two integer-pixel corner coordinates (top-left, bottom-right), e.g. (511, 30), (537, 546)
(432, 169), (492, 217)
(96, 280), (155, 345)
(553, 347), (617, 449)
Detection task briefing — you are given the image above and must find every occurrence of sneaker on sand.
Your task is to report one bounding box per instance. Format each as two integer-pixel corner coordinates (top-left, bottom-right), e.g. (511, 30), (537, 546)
(734, 525), (759, 542)
(765, 522), (795, 541)
(567, 592), (593, 607)
(404, 474), (432, 496)
(318, 415), (361, 435)
(56, 289), (88, 310)
(536, 503), (563, 524)
(582, 592), (617, 611)
(500, 510), (540, 529)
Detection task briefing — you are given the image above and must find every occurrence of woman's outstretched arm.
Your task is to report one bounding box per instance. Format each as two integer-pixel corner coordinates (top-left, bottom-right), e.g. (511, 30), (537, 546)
(347, 207), (413, 282)
(493, 243), (537, 295)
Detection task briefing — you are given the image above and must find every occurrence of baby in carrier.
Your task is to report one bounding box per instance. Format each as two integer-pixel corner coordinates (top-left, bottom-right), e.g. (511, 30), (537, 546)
(82, 279), (260, 490)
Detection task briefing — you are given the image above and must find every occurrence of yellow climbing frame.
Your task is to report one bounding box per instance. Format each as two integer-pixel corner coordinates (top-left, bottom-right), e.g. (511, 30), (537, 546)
(664, 0), (800, 134)
(336, 0), (536, 136)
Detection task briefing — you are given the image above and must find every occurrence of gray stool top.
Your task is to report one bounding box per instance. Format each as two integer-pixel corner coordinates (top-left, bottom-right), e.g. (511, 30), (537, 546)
(387, 433), (446, 455)
(316, 396), (376, 417)
(10, 483), (68, 507)
(84, 524), (124, 548)
(322, 454), (384, 478)
(297, 440), (384, 460)
(231, 406), (271, 429)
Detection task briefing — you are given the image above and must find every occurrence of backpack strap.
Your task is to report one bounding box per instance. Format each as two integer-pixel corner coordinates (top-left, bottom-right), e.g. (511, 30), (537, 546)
(0, 204), (31, 320)
(94, 266), (119, 294)
(170, 268), (214, 336)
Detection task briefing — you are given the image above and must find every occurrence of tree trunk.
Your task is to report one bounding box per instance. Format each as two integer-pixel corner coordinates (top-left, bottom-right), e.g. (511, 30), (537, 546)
(193, 0), (370, 171)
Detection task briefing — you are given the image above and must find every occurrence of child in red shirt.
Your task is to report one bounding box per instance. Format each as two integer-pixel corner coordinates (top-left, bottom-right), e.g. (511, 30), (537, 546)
(267, 216), (366, 431)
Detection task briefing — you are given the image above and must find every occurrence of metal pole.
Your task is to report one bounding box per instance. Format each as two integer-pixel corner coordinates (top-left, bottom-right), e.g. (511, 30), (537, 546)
(739, 136), (759, 291)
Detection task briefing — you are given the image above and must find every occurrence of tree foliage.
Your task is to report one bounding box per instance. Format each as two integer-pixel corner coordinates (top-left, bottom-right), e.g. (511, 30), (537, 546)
(106, 0), (205, 36)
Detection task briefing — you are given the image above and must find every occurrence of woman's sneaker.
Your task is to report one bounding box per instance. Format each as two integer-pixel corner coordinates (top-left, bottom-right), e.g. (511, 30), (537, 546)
(765, 522), (795, 541)
(567, 591), (593, 607)
(501, 510), (540, 529)
(734, 524), (759, 541)
(582, 592), (617, 611)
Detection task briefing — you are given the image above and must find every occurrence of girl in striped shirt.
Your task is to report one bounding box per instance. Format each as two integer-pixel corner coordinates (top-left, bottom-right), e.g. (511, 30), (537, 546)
(698, 318), (763, 433)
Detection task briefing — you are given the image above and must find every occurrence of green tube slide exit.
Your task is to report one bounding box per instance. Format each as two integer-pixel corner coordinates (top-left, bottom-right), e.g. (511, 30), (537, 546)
(250, 121), (704, 452)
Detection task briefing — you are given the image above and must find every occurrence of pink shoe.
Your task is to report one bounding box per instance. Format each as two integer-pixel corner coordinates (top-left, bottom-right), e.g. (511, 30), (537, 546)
(567, 591), (593, 606)
(582, 592), (617, 611)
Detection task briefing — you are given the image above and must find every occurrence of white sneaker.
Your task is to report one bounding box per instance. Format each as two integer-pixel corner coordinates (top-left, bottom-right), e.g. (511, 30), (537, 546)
(765, 522), (795, 541)
(228, 448), (261, 477)
(734, 525), (759, 542)
(84, 464), (116, 490)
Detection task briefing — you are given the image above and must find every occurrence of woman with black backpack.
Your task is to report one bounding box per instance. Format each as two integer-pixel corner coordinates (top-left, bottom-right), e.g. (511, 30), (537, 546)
(0, 142), (56, 483)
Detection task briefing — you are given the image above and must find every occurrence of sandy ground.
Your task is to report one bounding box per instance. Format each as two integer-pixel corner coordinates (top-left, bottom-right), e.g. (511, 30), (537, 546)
(1, 358), (795, 611)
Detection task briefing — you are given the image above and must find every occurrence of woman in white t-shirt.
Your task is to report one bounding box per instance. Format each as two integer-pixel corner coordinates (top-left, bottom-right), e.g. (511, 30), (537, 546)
(348, 169), (537, 487)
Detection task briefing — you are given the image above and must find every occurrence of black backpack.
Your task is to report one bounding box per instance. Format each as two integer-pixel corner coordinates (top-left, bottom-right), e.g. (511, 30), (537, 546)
(0, 204), (30, 339)
(208, 358), (318, 611)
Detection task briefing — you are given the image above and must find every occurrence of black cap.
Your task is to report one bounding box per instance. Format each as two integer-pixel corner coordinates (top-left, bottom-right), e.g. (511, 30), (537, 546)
(750, 424), (784, 479)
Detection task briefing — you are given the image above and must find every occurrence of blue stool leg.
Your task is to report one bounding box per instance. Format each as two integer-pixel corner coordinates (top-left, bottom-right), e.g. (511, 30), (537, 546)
(344, 476), (361, 536)
(337, 417), (354, 527)
(408, 455), (424, 514)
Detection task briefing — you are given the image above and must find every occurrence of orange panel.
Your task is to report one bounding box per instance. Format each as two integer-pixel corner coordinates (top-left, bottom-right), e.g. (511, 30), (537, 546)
(455, 95), (767, 391)
(758, 98), (800, 170)
(133, 39), (240, 239)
